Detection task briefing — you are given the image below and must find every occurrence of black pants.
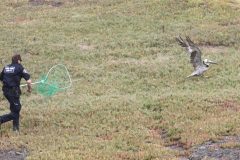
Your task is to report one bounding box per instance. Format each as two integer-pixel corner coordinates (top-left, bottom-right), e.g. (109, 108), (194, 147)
(0, 87), (21, 131)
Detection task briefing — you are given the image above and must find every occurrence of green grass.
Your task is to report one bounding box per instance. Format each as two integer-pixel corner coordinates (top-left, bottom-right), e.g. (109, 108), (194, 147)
(0, 0), (240, 159)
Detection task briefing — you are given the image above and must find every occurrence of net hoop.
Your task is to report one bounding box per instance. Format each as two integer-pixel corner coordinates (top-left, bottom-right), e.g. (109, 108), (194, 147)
(44, 64), (72, 90)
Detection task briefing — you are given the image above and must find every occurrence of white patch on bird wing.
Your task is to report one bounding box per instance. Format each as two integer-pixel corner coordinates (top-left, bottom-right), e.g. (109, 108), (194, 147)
(187, 46), (193, 53)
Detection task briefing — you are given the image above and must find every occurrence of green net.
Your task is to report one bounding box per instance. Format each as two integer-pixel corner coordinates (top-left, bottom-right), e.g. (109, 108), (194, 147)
(34, 64), (72, 97)
(36, 75), (59, 96)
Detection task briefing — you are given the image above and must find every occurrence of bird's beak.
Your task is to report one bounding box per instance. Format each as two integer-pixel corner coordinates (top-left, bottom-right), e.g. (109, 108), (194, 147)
(208, 60), (217, 64)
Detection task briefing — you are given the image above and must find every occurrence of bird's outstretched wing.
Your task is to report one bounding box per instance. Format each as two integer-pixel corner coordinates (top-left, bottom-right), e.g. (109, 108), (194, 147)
(176, 36), (203, 69)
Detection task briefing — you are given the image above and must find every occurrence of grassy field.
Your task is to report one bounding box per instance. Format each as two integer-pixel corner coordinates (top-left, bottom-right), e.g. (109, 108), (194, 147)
(0, 0), (240, 159)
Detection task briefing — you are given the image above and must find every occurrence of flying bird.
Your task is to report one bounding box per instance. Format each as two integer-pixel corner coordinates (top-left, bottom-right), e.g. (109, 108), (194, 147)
(176, 36), (217, 78)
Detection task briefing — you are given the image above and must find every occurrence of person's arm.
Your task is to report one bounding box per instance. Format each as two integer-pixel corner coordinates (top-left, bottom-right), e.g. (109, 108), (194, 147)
(21, 65), (31, 93)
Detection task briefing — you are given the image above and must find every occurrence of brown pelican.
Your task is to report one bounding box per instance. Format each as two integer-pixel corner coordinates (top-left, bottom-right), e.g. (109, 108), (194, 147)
(176, 36), (217, 78)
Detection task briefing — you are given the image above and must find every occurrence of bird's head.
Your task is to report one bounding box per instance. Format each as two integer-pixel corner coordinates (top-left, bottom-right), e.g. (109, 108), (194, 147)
(203, 59), (217, 67)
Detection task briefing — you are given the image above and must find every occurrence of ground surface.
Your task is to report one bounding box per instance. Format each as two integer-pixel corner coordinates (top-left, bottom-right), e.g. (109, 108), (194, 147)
(0, 0), (240, 159)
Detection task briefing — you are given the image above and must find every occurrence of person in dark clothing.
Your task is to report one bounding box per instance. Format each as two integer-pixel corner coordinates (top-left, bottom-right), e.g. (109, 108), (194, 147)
(0, 54), (32, 132)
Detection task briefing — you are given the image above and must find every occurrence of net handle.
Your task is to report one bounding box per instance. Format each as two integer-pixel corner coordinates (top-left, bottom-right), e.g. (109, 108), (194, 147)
(20, 80), (44, 87)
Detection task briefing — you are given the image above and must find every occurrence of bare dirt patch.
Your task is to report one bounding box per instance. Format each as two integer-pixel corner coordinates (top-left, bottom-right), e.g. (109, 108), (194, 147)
(79, 44), (95, 51)
(189, 136), (240, 160)
(158, 128), (240, 159)
(29, 0), (64, 7)
(206, 99), (240, 112)
(7, 17), (34, 25)
(29, 0), (45, 6)
(0, 148), (27, 160)
(172, 136), (240, 160)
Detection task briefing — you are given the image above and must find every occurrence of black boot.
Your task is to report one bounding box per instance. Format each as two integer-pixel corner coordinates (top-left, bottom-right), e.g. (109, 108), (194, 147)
(13, 125), (19, 132)
(13, 116), (20, 132)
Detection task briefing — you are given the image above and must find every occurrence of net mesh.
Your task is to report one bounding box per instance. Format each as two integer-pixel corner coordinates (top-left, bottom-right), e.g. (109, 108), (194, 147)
(35, 64), (72, 97)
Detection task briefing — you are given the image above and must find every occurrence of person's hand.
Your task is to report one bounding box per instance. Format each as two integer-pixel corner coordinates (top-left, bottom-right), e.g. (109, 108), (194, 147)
(26, 79), (32, 93)
(27, 84), (32, 93)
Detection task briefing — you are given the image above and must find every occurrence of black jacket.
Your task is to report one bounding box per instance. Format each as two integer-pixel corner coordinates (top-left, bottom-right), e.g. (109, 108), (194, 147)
(0, 63), (30, 88)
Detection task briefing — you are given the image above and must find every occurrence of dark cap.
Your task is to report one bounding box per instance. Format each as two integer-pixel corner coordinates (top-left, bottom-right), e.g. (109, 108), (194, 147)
(12, 54), (22, 63)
